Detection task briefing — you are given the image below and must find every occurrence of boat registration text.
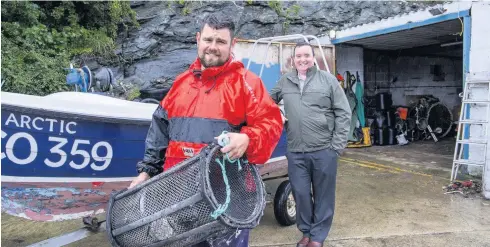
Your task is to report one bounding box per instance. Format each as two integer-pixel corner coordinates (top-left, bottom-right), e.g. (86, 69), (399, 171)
(2, 113), (113, 171)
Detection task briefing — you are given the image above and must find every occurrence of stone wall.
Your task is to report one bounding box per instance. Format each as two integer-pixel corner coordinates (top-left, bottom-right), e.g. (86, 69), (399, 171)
(98, 1), (440, 92)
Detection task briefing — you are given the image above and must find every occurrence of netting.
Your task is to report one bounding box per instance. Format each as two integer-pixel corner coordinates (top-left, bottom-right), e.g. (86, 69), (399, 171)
(106, 144), (266, 247)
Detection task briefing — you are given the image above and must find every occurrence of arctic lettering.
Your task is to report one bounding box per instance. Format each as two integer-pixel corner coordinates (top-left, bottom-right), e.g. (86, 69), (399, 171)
(4, 113), (77, 134)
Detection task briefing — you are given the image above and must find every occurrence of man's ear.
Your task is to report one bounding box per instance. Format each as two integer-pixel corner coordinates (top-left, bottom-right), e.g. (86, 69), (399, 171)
(196, 32), (201, 45)
(231, 37), (237, 47)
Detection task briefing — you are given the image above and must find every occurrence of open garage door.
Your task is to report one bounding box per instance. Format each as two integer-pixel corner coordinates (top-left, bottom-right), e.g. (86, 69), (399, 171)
(331, 3), (472, 167)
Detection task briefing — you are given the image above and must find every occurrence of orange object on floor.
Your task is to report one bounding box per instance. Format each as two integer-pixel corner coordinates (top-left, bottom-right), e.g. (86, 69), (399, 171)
(397, 107), (408, 120)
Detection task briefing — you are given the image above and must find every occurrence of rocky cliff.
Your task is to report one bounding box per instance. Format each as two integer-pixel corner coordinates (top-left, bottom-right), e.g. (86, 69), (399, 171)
(100, 1), (440, 97)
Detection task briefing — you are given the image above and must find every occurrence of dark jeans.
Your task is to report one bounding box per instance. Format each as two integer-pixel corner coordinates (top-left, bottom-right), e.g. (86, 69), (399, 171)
(287, 148), (338, 243)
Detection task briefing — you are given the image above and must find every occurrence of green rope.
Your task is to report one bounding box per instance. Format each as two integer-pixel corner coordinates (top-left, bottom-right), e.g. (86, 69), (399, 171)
(210, 156), (231, 219)
(216, 131), (242, 170)
(210, 131), (243, 219)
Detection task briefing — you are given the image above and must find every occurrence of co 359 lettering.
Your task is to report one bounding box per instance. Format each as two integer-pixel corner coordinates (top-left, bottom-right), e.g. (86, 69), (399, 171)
(1, 131), (113, 171)
(2, 113), (114, 171)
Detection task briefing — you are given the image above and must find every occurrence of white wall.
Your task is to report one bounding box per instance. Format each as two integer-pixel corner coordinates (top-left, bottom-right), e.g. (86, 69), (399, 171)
(318, 34), (332, 45)
(467, 2), (490, 199)
(389, 56), (462, 116)
(363, 50), (462, 117)
(336, 45), (364, 86)
(469, 4), (490, 75)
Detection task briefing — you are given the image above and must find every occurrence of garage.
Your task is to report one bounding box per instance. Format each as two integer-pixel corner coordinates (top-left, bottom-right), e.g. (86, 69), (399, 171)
(329, 1), (489, 190)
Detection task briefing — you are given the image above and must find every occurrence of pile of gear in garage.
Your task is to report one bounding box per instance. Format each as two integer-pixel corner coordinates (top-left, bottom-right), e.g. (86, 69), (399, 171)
(337, 71), (455, 148)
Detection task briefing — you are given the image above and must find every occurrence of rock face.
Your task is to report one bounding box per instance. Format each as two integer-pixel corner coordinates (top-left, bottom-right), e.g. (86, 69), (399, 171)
(108, 0), (439, 97)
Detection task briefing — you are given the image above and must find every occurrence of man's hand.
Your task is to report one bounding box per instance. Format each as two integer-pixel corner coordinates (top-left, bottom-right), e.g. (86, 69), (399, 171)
(279, 108), (287, 124)
(281, 113), (288, 124)
(216, 133), (250, 160)
(129, 172), (150, 189)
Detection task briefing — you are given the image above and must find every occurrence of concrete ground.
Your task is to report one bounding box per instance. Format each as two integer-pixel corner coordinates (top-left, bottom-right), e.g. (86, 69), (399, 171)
(2, 139), (490, 247)
(344, 138), (457, 178)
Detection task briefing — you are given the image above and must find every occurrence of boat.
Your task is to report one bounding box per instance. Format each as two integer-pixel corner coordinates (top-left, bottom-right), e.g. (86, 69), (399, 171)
(1, 91), (157, 221)
(1, 35), (333, 223)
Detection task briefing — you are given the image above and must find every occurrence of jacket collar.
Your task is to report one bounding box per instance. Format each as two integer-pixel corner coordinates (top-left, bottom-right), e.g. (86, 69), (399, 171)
(287, 66), (318, 85)
(189, 56), (243, 80)
(188, 56), (244, 93)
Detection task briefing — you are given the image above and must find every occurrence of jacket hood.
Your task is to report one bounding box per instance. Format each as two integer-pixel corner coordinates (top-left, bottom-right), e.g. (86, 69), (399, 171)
(189, 56), (244, 79)
(188, 56), (245, 93)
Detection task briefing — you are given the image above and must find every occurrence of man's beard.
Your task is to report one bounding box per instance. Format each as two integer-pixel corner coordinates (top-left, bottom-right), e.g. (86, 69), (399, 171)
(199, 52), (228, 68)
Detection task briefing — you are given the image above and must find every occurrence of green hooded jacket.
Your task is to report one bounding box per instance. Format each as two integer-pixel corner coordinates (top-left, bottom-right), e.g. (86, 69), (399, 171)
(270, 66), (351, 154)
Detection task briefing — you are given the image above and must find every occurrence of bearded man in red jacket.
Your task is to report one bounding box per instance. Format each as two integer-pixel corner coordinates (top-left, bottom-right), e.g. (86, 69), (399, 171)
(128, 13), (283, 247)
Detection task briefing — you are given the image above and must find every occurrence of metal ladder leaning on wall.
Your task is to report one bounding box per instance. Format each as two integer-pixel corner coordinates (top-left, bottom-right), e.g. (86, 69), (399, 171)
(451, 78), (490, 182)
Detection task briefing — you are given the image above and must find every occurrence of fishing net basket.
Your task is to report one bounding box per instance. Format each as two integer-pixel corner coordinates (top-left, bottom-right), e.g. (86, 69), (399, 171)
(106, 144), (266, 247)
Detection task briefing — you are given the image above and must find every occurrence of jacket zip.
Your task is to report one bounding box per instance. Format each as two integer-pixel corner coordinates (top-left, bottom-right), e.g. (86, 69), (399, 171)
(193, 78), (203, 117)
(299, 82), (305, 153)
(299, 74), (313, 153)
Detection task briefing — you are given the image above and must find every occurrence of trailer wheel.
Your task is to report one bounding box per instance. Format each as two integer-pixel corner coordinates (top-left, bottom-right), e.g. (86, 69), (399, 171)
(273, 180), (296, 226)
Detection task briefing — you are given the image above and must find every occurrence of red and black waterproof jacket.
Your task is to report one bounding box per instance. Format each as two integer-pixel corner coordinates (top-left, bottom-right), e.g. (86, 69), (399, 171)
(136, 57), (283, 177)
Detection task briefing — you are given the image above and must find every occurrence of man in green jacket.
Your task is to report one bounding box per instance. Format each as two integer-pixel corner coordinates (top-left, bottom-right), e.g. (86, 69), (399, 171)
(270, 42), (351, 247)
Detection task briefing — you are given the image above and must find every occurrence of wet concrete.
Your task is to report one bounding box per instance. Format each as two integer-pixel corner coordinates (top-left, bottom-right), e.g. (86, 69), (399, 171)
(344, 138), (461, 178)
(250, 159), (490, 246)
(2, 146), (490, 246)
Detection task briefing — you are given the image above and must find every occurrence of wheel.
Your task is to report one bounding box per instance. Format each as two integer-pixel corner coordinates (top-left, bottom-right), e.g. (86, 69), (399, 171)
(427, 102), (453, 138)
(273, 180), (296, 226)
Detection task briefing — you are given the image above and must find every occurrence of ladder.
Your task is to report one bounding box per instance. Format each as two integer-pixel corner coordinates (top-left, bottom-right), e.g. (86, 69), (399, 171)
(451, 78), (490, 182)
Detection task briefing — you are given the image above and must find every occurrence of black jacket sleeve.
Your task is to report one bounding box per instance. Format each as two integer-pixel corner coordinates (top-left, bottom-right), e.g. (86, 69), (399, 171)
(136, 105), (169, 177)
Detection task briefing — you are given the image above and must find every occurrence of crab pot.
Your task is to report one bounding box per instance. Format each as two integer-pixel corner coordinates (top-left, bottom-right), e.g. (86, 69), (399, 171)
(106, 144), (266, 247)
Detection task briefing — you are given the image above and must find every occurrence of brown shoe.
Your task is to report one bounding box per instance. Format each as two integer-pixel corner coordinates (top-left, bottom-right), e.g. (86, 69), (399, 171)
(307, 241), (323, 247)
(296, 237), (310, 247)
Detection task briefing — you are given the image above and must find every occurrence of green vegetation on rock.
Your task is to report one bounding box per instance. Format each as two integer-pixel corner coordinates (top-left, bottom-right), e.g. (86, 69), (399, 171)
(1, 1), (138, 96)
(268, 1), (301, 34)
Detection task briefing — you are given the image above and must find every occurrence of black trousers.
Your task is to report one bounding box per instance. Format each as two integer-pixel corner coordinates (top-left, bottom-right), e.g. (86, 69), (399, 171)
(287, 148), (338, 243)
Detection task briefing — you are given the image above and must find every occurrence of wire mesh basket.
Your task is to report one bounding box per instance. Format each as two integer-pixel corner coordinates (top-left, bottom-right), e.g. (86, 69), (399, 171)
(106, 144), (266, 247)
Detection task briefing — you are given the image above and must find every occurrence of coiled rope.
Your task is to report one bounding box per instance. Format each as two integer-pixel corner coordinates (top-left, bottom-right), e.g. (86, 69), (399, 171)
(210, 131), (244, 219)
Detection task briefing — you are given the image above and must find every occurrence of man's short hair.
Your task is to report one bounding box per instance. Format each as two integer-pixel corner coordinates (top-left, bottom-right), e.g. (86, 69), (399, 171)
(293, 41), (315, 57)
(200, 14), (235, 39)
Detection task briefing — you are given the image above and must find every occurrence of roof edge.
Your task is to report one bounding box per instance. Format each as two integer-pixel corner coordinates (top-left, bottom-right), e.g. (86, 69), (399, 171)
(331, 1), (473, 44)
